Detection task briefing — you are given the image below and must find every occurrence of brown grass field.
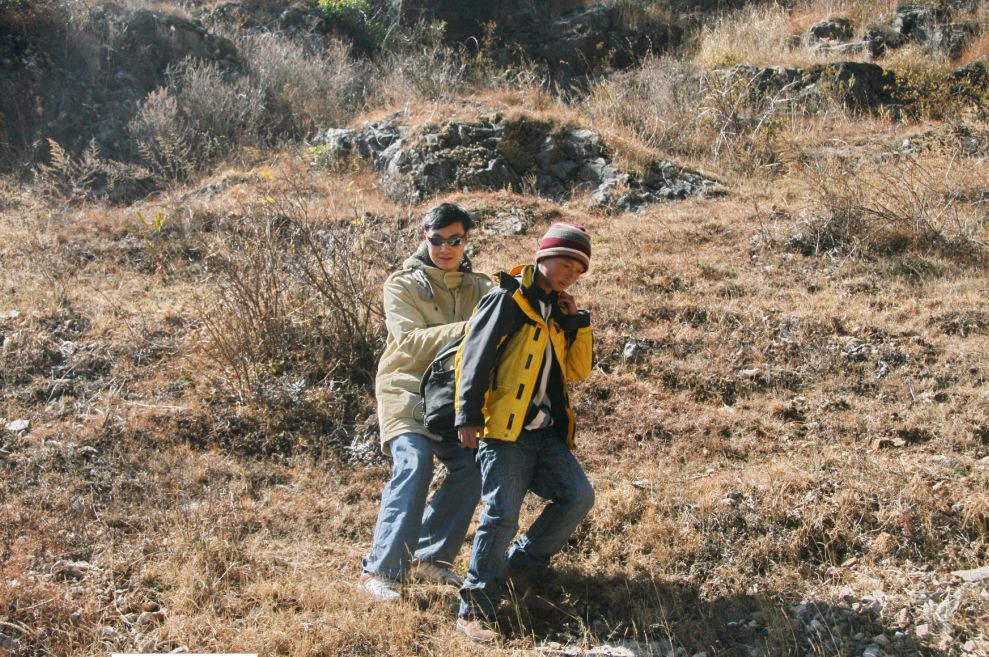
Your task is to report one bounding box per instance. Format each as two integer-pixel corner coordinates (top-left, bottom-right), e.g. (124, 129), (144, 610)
(2, 1), (988, 655)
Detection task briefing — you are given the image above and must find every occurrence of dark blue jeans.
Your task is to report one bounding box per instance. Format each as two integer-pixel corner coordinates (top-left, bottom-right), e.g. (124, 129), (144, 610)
(459, 427), (594, 619)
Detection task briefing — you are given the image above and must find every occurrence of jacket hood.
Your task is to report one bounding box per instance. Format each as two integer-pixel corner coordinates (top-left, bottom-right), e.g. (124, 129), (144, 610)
(402, 242), (475, 302)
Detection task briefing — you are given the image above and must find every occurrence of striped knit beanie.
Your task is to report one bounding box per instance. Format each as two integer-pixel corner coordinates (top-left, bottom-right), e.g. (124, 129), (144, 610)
(536, 222), (591, 272)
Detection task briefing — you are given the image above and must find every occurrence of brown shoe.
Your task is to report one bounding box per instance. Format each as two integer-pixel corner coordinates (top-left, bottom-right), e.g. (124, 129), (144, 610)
(456, 617), (500, 643)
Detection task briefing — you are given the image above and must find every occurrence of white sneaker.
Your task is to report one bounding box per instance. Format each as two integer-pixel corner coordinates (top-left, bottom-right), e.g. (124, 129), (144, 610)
(409, 559), (462, 586)
(359, 573), (402, 601)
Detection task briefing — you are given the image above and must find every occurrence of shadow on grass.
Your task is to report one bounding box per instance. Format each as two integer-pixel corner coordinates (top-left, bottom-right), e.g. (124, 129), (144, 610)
(483, 570), (943, 657)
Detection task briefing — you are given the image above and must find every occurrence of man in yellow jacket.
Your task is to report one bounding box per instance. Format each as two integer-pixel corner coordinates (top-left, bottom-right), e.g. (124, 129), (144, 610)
(453, 222), (594, 642)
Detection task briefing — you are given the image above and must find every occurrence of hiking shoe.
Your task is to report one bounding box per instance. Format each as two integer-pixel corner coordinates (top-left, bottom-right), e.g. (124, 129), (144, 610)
(359, 573), (402, 601)
(456, 617), (500, 643)
(409, 559), (462, 586)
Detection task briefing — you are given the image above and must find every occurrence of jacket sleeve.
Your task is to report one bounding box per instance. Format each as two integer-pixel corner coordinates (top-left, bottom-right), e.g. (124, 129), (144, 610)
(383, 276), (464, 364)
(560, 310), (593, 382)
(455, 289), (518, 427)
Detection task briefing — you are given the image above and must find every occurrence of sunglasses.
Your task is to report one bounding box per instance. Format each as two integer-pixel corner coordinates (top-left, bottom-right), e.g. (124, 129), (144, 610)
(426, 234), (466, 247)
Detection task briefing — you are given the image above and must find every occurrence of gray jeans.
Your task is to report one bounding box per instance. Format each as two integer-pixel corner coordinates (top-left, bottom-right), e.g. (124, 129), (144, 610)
(362, 432), (481, 580)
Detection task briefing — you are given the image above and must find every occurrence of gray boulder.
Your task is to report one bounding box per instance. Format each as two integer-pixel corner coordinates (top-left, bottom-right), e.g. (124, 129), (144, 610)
(808, 17), (855, 43)
(867, 3), (982, 59)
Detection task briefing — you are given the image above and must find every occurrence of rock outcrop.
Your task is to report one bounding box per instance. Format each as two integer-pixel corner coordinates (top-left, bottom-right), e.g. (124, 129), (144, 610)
(866, 3), (982, 59)
(722, 61), (899, 109)
(313, 113), (722, 210)
(0, 3), (238, 168)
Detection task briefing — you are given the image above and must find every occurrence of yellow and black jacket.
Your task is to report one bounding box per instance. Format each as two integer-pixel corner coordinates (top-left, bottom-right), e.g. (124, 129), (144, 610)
(454, 264), (593, 449)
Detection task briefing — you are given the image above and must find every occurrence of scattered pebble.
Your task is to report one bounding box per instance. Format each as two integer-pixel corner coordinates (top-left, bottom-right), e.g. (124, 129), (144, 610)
(5, 419), (29, 432)
(951, 566), (989, 583)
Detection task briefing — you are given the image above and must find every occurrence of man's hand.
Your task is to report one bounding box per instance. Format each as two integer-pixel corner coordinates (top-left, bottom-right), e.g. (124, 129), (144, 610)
(458, 425), (484, 449)
(558, 291), (578, 315)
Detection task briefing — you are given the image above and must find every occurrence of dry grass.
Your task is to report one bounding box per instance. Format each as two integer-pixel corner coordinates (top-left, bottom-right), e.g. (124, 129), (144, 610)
(9, 109), (989, 653)
(3, 1), (989, 655)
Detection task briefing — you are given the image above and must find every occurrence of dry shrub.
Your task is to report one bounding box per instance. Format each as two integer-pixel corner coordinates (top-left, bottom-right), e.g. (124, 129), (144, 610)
(196, 191), (402, 444)
(367, 21), (469, 105)
(586, 56), (708, 159)
(698, 67), (798, 171)
(694, 4), (796, 68)
(791, 150), (989, 261)
(586, 55), (797, 171)
(129, 60), (267, 181)
(34, 138), (151, 203)
(959, 30), (989, 65)
(239, 32), (366, 137)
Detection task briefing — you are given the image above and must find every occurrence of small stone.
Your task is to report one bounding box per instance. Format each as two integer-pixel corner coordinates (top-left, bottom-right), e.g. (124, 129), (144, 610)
(915, 624), (930, 638)
(951, 566), (989, 583)
(52, 560), (93, 579)
(873, 633), (890, 646)
(622, 341), (646, 362)
(963, 640), (977, 651)
(862, 646), (882, 657)
(135, 610), (165, 628)
(5, 420), (29, 432)
(0, 310), (20, 320)
(738, 368), (761, 379)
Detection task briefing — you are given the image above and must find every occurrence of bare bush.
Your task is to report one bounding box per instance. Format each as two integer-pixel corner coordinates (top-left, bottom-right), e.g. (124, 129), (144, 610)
(585, 56), (709, 158)
(695, 4), (796, 68)
(239, 32), (366, 137)
(367, 21), (469, 104)
(791, 150), (989, 260)
(128, 87), (196, 182)
(586, 56), (798, 170)
(34, 138), (151, 202)
(129, 60), (266, 181)
(198, 193), (401, 425)
(698, 67), (799, 171)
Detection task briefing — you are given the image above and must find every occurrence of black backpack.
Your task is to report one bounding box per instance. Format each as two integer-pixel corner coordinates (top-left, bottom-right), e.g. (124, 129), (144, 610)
(418, 335), (464, 441)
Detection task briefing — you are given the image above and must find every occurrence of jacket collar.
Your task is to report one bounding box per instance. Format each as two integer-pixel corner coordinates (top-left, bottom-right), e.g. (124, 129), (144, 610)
(500, 264), (559, 321)
(403, 243), (473, 299)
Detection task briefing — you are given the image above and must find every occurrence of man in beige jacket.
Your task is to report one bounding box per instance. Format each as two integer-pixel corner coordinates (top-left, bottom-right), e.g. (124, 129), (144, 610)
(360, 203), (493, 601)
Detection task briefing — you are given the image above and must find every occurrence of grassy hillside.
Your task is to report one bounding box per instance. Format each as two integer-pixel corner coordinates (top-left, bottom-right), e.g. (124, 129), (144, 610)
(1, 1), (988, 655)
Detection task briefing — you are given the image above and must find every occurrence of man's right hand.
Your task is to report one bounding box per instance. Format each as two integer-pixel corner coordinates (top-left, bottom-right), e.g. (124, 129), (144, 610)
(458, 425), (484, 449)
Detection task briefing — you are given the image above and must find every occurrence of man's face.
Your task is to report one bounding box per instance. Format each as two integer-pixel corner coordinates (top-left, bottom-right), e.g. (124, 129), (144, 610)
(537, 256), (585, 293)
(424, 222), (467, 272)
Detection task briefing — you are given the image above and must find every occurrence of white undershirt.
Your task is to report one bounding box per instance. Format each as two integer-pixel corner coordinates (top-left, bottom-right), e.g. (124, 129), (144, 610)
(524, 299), (554, 431)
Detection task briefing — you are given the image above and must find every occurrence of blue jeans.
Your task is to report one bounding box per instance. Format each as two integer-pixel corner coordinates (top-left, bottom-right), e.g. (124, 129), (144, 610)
(459, 427), (595, 619)
(362, 433), (481, 580)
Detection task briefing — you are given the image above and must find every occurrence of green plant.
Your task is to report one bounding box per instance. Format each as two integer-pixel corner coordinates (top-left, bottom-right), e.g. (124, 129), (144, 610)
(318, 0), (385, 50)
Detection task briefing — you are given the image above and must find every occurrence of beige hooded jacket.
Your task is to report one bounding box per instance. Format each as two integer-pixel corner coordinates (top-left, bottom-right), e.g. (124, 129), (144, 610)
(375, 245), (492, 450)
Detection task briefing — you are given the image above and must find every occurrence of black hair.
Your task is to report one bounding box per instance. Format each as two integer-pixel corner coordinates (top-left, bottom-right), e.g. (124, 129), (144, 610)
(422, 203), (474, 233)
